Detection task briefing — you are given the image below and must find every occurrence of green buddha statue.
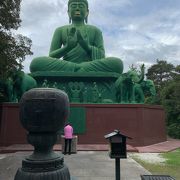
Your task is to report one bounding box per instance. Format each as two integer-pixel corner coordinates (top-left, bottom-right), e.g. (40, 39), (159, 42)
(30, 0), (123, 74)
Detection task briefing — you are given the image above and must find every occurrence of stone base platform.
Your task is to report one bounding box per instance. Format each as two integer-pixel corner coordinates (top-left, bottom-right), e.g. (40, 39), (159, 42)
(0, 103), (166, 147)
(31, 71), (120, 103)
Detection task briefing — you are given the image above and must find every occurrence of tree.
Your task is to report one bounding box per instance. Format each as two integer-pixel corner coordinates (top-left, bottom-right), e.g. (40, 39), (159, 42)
(146, 60), (175, 104)
(146, 60), (180, 139)
(161, 67), (180, 139)
(0, 0), (33, 79)
(172, 65), (180, 81)
(146, 59), (175, 93)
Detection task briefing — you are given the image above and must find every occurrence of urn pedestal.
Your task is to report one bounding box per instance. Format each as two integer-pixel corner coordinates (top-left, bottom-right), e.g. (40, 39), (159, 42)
(14, 88), (71, 180)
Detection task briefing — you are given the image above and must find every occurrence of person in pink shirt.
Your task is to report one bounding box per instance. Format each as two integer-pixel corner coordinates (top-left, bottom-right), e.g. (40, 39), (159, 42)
(64, 123), (73, 155)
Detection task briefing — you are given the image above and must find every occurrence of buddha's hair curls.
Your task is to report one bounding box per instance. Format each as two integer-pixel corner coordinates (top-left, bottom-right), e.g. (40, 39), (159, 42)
(68, 0), (88, 8)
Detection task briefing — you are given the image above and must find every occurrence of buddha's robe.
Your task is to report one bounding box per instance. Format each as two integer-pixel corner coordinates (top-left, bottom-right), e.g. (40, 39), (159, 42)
(30, 24), (123, 74)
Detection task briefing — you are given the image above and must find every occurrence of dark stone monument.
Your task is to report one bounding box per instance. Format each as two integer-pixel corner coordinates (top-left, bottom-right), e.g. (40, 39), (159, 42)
(14, 88), (71, 180)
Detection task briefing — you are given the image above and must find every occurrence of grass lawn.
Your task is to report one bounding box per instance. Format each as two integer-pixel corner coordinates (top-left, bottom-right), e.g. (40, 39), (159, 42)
(131, 149), (180, 180)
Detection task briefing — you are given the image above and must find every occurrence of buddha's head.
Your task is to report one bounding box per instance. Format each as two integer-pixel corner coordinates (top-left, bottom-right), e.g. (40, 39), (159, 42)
(68, 0), (89, 23)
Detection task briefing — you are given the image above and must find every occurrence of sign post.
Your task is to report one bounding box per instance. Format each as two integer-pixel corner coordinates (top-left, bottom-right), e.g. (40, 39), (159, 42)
(105, 130), (132, 180)
(115, 158), (120, 180)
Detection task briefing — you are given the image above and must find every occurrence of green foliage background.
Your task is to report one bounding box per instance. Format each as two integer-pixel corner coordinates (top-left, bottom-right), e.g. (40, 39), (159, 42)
(146, 60), (180, 139)
(0, 0), (32, 79)
(0, 0), (33, 101)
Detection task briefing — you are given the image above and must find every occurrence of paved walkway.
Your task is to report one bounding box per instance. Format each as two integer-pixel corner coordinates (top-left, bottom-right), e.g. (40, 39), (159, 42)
(0, 151), (150, 180)
(0, 139), (179, 179)
(136, 139), (180, 153)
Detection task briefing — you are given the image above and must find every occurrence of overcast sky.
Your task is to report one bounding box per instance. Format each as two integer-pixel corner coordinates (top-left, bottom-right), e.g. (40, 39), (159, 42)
(17, 0), (180, 72)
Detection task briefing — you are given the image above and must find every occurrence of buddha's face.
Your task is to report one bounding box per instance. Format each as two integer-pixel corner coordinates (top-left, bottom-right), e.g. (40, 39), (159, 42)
(68, 2), (89, 22)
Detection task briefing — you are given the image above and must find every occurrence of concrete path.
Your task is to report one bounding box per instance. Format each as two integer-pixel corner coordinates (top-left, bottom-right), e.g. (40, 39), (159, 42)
(0, 151), (150, 180)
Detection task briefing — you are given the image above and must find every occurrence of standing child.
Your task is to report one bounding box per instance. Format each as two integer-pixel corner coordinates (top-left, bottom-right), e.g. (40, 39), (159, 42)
(64, 123), (73, 155)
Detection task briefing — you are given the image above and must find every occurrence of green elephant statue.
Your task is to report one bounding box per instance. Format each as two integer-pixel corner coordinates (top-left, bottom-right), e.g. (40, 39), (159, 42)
(0, 80), (7, 102)
(115, 65), (145, 103)
(12, 71), (37, 101)
(0, 71), (37, 102)
(0, 78), (14, 102)
(134, 79), (156, 104)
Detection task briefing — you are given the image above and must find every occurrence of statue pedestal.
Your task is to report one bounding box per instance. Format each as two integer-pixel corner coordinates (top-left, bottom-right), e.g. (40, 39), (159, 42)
(71, 104), (167, 146)
(0, 103), (27, 145)
(31, 71), (120, 103)
(0, 103), (166, 147)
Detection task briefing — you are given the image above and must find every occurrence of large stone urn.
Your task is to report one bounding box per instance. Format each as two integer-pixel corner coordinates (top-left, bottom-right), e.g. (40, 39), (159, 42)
(14, 88), (71, 180)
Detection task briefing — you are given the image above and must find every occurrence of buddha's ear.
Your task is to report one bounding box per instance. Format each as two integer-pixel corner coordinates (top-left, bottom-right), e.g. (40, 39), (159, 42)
(85, 9), (89, 24)
(86, 9), (89, 17)
(68, 10), (72, 24)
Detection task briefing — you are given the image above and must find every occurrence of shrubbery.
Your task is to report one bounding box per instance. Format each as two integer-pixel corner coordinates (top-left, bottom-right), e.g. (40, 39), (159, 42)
(147, 61), (180, 139)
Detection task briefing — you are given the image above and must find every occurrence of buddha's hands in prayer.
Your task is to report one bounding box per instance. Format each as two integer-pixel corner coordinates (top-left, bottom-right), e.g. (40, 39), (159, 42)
(77, 30), (91, 53)
(66, 27), (78, 50)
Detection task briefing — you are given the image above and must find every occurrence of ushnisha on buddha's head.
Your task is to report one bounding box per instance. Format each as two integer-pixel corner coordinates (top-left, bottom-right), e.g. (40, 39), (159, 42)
(68, 0), (89, 23)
